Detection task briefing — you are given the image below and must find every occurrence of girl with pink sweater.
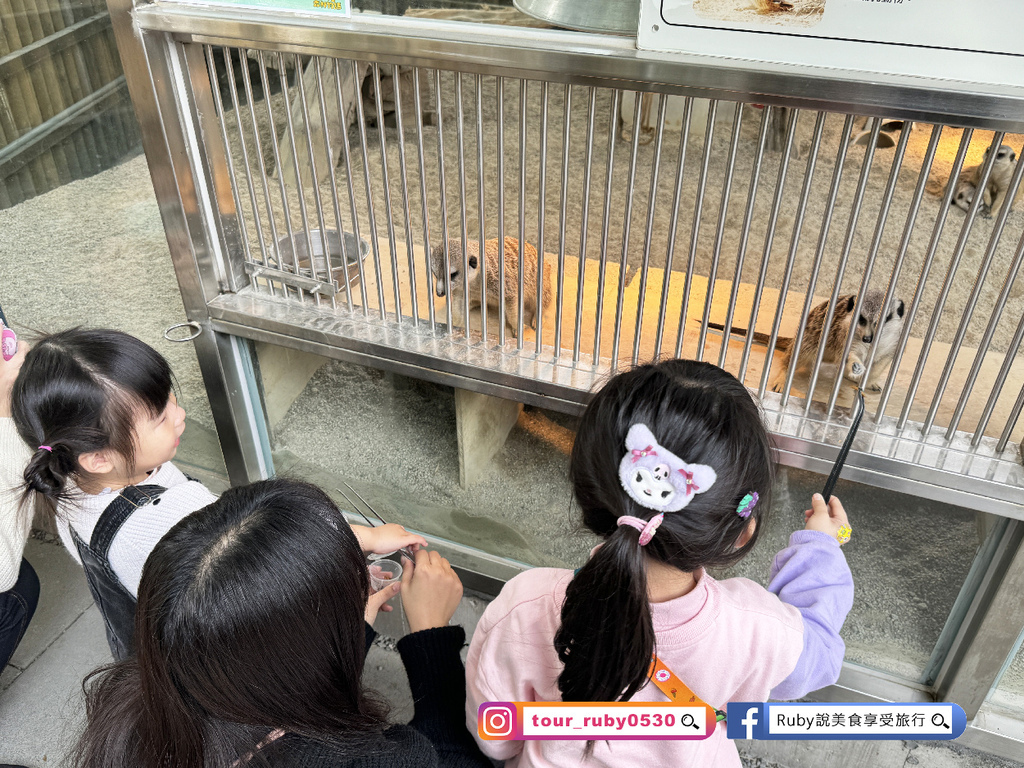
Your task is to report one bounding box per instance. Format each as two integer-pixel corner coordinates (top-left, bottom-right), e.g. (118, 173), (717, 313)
(465, 359), (854, 767)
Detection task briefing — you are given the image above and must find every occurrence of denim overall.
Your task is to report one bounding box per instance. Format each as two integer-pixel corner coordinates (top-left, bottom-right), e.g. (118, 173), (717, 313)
(70, 484), (166, 661)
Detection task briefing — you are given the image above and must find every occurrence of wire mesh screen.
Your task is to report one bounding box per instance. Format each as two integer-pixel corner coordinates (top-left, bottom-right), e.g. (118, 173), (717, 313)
(199, 44), (1024, 482)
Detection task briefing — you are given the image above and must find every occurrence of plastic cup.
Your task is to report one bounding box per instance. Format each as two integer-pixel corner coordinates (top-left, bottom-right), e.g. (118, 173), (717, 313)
(368, 558), (403, 592)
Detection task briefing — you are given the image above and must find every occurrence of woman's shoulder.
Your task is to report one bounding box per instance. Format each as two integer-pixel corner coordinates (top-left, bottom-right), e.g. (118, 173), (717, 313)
(493, 567), (573, 608)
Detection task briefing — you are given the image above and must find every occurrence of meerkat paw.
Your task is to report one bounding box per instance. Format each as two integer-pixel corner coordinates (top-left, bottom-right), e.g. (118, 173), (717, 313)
(845, 359), (867, 385)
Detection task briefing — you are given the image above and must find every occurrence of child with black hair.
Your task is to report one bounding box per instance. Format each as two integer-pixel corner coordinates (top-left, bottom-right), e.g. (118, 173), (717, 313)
(1, 327), (424, 660)
(466, 359), (854, 767)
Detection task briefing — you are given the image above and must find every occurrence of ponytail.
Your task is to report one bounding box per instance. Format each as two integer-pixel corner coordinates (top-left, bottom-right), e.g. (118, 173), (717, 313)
(555, 524), (655, 703)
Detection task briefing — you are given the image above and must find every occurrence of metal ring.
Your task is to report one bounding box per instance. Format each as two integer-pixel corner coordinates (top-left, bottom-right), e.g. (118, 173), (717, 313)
(163, 322), (203, 343)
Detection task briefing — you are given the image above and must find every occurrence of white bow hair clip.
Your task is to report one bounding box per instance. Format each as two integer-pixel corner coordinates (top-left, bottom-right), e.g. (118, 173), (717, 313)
(618, 424), (717, 512)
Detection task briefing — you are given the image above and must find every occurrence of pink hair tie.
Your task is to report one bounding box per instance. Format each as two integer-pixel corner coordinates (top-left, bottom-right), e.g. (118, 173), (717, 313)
(38, 445), (52, 453)
(617, 513), (665, 546)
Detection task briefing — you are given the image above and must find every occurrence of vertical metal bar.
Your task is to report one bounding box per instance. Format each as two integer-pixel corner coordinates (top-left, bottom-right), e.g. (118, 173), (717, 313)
(573, 86), (598, 363)
(965, 228), (1024, 444)
(332, 58), (370, 315)
(220, 48), (269, 282)
(204, 47), (257, 292)
(928, 145), (1024, 434)
(370, 64), (404, 320)
(435, 69), (454, 332)
(998, 383), (1024, 453)
(718, 104), (770, 372)
(455, 73), (471, 339)
(476, 74), (488, 342)
(632, 94), (669, 366)
(900, 130), (1004, 429)
(741, 106), (797, 379)
(555, 84), (572, 359)
(697, 101), (744, 362)
(413, 68), (435, 331)
(239, 48), (282, 298)
(778, 114), (855, 408)
(654, 97), (693, 360)
(802, 116), (883, 417)
(517, 79), (528, 347)
(593, 89), (621, 362)
(611, 92), (645, 367)
(535, 81), (550, 355)
(295, 56), (337, 310)
(825, 120), (914, 416)
(350, 59), (388, 320)
(758, 111), (825, 398)
(393, 65), (419, 325)
(496, 76), (506, 346)
(312, 59), (353, 312)
(258, 51), (301, 303)
(278, 53), (323, 306)
(868, 124), (942, 419)
(674, 99), (718, 359)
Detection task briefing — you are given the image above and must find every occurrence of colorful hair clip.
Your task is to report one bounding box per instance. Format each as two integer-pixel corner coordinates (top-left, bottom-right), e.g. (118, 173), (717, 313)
(737, 492), (759, 518)
(618, 424), (716, 513)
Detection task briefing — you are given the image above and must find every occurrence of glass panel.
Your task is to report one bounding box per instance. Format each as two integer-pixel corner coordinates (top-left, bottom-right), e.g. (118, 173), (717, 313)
(0, 0), (142, 209)
(256, 342), (987, 682)
(989, 623), (1024, 715)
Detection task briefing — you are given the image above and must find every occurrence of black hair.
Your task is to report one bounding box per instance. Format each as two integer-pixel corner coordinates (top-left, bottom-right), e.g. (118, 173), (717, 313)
(73, 479), (389, 768)
(11, 328), (173, 515)
(555, 360), (774, 706)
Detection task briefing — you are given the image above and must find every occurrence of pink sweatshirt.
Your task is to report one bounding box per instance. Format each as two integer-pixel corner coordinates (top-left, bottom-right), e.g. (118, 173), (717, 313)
(465, 531), (853, 768)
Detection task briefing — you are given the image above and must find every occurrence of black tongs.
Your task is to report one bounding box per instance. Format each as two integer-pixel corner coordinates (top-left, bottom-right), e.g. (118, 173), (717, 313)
(336, 480), (417, 561)
(821, 388), (865, 503)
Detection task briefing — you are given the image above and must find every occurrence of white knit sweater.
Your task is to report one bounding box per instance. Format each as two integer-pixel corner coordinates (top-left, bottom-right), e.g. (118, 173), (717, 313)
(0, 418), (33, 592)
(1, 417), (218, 595)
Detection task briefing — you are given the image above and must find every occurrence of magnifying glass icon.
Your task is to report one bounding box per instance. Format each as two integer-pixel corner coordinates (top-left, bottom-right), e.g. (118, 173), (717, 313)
(679, 714), (699, 730)
(931, 713), (950, 730)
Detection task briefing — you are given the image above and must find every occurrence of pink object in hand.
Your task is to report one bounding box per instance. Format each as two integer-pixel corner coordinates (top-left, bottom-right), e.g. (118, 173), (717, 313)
(1, 326), (15, 361)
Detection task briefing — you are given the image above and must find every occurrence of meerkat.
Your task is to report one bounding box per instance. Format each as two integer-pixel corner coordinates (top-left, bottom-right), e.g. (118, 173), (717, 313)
(708, 291), (906, 395)
(971, 144), (1017, 218)
(430, 236), (553, 337)
(951, 166), (979, 213)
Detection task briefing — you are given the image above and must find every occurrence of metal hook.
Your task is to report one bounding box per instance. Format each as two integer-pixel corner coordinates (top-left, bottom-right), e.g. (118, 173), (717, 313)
(163, 321), (203, 343)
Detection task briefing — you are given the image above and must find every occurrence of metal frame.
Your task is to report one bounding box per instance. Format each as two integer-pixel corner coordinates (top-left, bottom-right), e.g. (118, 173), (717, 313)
(109, 1), (1024, 757)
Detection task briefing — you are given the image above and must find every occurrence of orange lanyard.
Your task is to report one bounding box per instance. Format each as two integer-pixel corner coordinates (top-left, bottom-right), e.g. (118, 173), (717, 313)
(649, 655), (727, 722)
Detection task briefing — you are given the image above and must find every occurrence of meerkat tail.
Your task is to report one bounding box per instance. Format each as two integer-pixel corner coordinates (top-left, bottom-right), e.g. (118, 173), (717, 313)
(704, 321), (778, 347)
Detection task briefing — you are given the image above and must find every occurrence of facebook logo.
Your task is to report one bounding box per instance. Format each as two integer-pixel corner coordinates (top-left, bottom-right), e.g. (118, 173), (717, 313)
(726, 703), (764, 740)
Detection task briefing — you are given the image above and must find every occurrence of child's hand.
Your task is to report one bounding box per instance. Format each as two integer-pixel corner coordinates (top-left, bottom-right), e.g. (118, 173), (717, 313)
(352, 523), (427, 556)
(803, 493), (851, 544)
(365, 581), (401, 627)
(400, 548), (463, 633)
(0, 334), (28, 418)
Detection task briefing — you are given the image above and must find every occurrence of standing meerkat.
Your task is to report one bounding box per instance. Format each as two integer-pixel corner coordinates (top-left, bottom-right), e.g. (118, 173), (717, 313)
(708, 290), (906, 395)
(430, 236), (553, 337)
(971, 144), (1017, 218)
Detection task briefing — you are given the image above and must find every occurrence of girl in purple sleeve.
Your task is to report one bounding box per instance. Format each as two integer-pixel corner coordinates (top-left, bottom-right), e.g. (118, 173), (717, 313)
(465, 359), (854, 768)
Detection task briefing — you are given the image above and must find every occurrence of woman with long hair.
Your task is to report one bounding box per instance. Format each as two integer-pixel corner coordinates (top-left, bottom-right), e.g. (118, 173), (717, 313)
(73, 479), (490, 768)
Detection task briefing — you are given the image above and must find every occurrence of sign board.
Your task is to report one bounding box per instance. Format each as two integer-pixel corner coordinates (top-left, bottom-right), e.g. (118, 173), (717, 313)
(638, 0), (1024, 89)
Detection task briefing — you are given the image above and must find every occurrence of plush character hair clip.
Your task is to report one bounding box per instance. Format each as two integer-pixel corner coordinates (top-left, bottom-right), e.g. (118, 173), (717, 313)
(618, 424), (717, 512)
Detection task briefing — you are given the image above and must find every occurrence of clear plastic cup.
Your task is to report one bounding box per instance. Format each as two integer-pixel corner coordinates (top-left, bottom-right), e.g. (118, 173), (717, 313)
(368, 558), (403, 592)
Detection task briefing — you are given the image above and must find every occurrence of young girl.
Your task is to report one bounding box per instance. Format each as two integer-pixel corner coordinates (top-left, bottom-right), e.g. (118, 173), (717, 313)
(3, 327), (424, 660)
(73, 479), (491, 768)
(465, 359), (854, 767)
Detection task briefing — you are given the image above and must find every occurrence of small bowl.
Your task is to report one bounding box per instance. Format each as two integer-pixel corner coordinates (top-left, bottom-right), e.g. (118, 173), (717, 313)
(272, 229), (369, 283)
(368, 558), (403, 593)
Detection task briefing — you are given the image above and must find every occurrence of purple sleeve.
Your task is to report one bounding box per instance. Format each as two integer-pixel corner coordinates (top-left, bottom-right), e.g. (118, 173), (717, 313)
(768, 530), (854, 700)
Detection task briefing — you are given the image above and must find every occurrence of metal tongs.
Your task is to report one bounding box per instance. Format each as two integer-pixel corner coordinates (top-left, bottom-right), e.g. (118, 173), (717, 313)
(336, 480), (416, 561)
(821, 388), (865, 503)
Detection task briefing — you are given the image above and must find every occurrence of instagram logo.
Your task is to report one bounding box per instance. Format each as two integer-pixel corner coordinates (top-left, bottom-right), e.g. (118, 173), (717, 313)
(479, 703), (517, 739)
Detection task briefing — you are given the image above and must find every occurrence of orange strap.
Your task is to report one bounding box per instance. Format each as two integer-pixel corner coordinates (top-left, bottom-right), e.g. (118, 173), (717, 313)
(649, 655), (727, 722)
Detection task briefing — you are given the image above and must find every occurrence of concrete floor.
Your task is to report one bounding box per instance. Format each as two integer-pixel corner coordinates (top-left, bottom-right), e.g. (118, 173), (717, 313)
(1, 145), (1022, 766)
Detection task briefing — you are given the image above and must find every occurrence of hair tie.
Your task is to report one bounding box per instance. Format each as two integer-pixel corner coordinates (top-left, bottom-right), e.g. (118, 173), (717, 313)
(38, 445), (53, 453)
(617, 513), (664, 546)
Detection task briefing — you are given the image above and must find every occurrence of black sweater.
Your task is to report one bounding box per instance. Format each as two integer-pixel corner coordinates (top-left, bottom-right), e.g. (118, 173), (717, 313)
(264, 624), (492, 768)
